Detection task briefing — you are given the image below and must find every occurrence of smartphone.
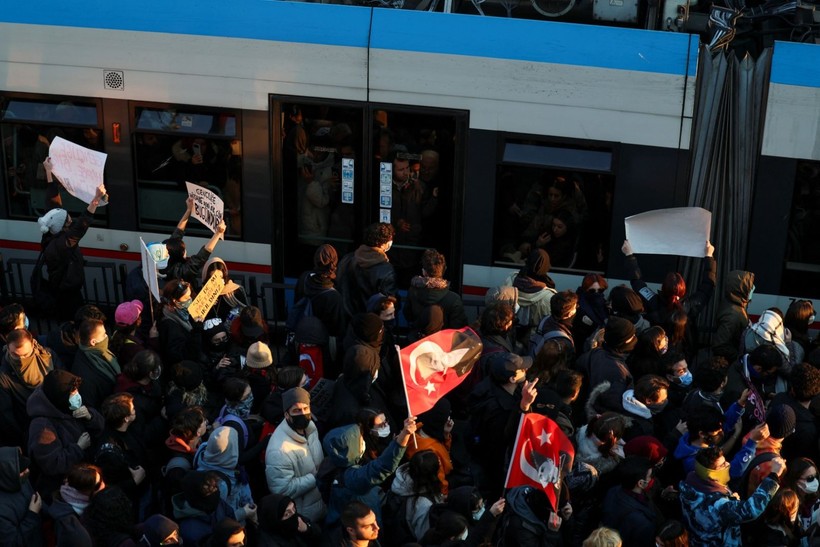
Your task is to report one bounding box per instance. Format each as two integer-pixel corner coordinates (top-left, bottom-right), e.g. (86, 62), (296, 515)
(192, 143), (201, 156)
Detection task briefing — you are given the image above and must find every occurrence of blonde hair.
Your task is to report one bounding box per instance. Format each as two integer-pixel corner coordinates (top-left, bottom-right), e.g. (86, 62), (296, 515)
(582, 527), (623, 547)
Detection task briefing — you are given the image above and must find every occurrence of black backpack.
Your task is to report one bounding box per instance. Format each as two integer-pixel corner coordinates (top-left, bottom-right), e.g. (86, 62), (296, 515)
(381, 490), (432, 546)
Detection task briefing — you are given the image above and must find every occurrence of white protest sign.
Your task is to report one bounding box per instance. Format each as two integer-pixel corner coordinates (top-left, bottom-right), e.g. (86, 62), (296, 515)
(188, 273), (225, 322)
(625, 207), (712, 258)
(185, 182), (224, 235)
(139, 238), (161, 302)
(48, 137), (107, 205)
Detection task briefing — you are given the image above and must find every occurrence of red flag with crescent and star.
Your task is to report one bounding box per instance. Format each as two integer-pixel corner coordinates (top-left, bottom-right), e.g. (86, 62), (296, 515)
(397, 327), (483, 416)
(505, 413), (575, 511)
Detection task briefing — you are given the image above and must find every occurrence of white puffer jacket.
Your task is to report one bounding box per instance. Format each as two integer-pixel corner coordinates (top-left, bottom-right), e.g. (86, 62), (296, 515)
(264, 419), (326, 522)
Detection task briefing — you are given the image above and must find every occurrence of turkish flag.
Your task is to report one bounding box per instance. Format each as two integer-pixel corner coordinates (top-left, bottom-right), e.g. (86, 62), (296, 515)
(505, 413), (575, 511)
(397, 327), (483, 416)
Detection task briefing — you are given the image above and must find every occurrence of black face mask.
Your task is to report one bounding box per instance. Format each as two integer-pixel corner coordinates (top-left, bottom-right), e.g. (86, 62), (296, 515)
(288, 413), (312, 431)
(280, 513), (300, 535)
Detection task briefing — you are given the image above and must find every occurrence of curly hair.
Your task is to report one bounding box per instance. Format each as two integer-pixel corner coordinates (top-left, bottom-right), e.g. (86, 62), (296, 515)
(421, 248), (446, 278)
(480, 302), (514, 337)
(363, 222), (395, 248)
(83, 487), (136, 545)
(791, 363), (820, 402)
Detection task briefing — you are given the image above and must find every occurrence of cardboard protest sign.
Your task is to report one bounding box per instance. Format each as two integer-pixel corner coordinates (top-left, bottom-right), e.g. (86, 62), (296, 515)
(139, 238), (161, 302)
(48, 137), (107, 205)
(625, 207), (711, 257)
(188, 273), (225, 322)
(185, 182), (224, 236)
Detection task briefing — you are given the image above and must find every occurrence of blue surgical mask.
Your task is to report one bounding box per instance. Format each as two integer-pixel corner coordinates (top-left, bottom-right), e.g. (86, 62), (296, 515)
(69, 392), (82, 411)
(678, 370), (693, 387)
(472, 504), (486, 521)
(748, 285), (755, 301)
(24, 316), (29, 330)
(458, 528), (469, 541)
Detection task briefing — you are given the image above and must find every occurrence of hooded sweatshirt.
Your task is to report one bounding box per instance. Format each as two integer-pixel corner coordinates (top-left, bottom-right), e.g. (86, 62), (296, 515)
(322, 423), (406, 526)
(505, 251), (557, 330)
(390, 463), (442, 541)
(338, 245), (398, 317)
(713, 270), (754, 361)
(193, 426), (253, 522)
(0, 447), (42, 547)
(405, 275), (468, 329)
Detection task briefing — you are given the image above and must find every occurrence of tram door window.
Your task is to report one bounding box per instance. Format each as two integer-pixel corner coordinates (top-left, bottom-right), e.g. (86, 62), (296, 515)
(132, 106), (242, 238)
(0, 95), (106, 222)
(374, 108), (461, 288)
(782, 159), (820, 298)
(492, 141), (614, 272)
(279, 102), (366, 276)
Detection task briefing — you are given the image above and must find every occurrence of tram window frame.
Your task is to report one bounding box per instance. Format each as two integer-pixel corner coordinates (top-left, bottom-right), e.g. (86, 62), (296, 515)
(781, 159), (820, 298)
(492, 137), (615, 274)
(0, 93), (108, 224)
(130, 102), (243, 239)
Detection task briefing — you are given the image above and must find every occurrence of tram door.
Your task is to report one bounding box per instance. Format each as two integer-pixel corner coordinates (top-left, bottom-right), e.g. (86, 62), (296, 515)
(272, 97), (467, 289)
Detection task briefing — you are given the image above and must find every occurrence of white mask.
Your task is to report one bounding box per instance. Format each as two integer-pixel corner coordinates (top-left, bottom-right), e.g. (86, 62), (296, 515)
(458, 528), (468, 541)
(803, 478), (819, 494)
(372, 425), (391, 438)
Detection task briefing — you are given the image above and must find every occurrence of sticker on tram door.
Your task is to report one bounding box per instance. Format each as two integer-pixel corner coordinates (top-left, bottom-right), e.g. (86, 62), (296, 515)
(380, 209), (391, 223)
(342, 191), (354, 204)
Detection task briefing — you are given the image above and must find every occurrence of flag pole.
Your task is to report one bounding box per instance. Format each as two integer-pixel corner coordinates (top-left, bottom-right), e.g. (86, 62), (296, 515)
(396, 344), (418, 449)
(504, 413), (526, 490)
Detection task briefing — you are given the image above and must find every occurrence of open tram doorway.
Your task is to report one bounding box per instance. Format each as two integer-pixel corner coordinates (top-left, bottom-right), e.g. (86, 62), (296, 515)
(270, 96), (468, 291)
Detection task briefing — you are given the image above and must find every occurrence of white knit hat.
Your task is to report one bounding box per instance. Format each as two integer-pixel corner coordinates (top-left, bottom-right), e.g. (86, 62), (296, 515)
(38, 209), (68, 235)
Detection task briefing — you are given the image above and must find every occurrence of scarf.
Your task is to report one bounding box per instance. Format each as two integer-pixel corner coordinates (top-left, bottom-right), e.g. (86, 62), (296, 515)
(59, 484), (91, 515)
(77, 342), (121, 382)
(163, 306), (192, 333)
(3, 340), (54, 388)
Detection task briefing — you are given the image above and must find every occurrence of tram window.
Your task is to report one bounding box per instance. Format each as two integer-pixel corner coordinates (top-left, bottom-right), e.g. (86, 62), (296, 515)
(280, 102), (365, 275)
(375, 109), (460, 287)
(782, 160), (820, 298)
(1, 96), (106, 222)
(133, 107), (242, 238)
(493, 164), (614, 272)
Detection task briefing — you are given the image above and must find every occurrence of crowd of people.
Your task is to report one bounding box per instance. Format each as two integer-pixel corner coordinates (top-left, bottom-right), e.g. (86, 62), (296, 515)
(3, 157), (820, 546)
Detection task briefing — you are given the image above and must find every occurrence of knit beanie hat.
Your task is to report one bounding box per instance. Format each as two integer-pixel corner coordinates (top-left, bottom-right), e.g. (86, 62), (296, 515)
(140, 514), (180, 546)
(246, 342), (273, 369)
(281, 387), (311, 413)
(173, 361), (203, 391)
(115, 300), (143, 327)
(624, 435), (668, 466)
(766, 404), (796, 439)
(604, 316), (637, 353)
(352, 313), (384, 346)
(609, 286), (645, 318)
(38, 208), (68, 235)
(313, 244), (338, 277)
(203, 318), (226, 342)
(42, 369), (81, 413)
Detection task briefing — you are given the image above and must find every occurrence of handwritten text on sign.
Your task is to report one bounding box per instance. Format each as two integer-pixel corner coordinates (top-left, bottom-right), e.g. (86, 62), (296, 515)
(49, 137), (107, 205)
(188, 273), (225, 322)
(185, 182), (224, 235)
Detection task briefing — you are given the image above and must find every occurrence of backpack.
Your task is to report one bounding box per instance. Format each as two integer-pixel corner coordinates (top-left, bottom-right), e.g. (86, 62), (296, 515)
(213, 406), (250, 450)
(315, 458), (345, 505)
(381, 491), (432, 546)
(285, 289), (332, 384)
(528, 315), (574, 358)
(730, 451), (777, 498)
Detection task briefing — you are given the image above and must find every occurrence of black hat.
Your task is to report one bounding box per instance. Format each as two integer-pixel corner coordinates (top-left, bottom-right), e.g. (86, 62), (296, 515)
(609, 286), (644, 318)
(604, 317), (637, 353)
(352, 313), (384, 346)
(281, 387), (311, 413)
(488, 352), (532, 382)
(766, 404), (796, 439)
(173, 361), (203, 391)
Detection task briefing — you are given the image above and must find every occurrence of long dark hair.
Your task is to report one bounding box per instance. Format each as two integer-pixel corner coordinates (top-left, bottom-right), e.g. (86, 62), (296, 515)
(408, 449), (443, 498)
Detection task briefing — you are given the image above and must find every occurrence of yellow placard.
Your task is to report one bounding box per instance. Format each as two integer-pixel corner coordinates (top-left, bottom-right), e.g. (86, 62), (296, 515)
(188, 274), (225, 322)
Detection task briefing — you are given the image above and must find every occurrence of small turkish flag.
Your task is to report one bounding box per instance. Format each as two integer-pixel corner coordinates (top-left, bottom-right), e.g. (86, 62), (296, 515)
(505, 413), (575, 511)
(398, 327), (482, 416)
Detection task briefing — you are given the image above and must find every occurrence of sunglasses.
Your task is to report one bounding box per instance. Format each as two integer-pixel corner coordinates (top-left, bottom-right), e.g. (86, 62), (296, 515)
(803, 475), (818, 482)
